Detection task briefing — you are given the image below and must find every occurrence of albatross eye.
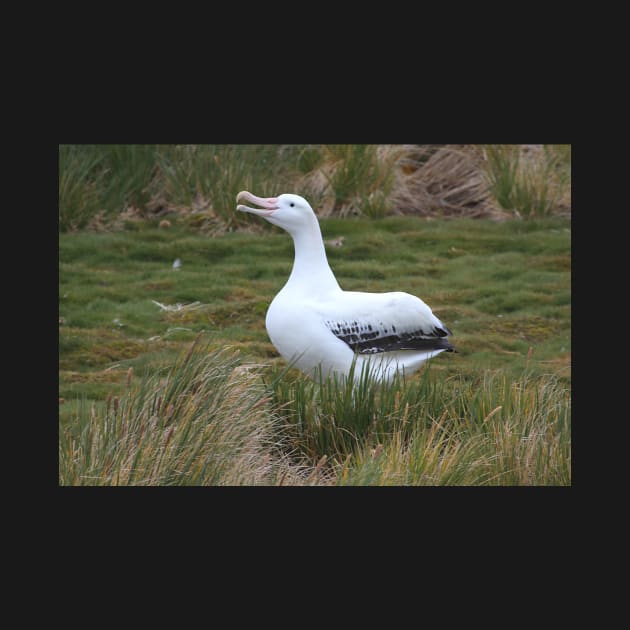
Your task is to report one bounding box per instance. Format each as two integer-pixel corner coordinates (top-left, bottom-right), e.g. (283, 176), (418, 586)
(290, 202), (295, 207)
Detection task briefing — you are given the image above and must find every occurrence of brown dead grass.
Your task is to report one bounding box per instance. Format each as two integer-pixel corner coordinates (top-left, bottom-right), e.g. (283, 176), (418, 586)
(390, 144), (503, 218)
(299, 144), (551, 220)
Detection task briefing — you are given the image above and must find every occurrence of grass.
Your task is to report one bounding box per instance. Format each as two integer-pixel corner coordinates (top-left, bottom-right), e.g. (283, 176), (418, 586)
(335, 372), (570, 486)
(59, 339), (310, 485)
(483, 145), (571, 218)
(60, 339), (570, 486)
(157, 145), (302, 229)
(58, 144), (159, 230)
(336, 379), (571, 486)
(60, 216), (570, 391)
(322, 145), (399, 217)
(59, 213), (570, 485)
(58, 145), (105, 231)
(59, 144), (571, 231)
(266, 355), (569, 486)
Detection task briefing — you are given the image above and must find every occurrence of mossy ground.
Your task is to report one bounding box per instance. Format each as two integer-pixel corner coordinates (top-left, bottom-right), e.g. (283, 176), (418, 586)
(59, 215), (570, 425)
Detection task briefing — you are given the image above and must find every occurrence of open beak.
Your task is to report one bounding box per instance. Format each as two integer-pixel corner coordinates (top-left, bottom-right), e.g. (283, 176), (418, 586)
(236, 191), (279, 217)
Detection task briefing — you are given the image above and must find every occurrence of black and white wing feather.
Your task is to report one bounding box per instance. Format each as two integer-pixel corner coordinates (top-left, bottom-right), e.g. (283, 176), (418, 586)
(318, 291), (455, 355)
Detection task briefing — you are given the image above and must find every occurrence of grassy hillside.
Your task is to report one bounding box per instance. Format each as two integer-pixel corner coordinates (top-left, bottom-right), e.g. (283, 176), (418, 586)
(59, 213), (570, 485)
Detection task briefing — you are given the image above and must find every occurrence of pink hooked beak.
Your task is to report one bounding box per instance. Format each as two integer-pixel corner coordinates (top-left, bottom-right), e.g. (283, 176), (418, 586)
(236, 191), (279, 216)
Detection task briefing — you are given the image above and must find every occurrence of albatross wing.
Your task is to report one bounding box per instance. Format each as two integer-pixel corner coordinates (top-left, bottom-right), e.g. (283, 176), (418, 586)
(318, 291), (455, 355)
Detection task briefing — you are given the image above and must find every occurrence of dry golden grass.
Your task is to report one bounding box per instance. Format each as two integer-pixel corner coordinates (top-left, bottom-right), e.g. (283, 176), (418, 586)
(59, 341), (315, 486)
(390, 144), (499, 218)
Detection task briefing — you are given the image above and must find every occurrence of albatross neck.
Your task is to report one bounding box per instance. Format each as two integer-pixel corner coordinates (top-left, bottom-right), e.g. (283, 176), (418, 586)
(284, 214), (341, 295)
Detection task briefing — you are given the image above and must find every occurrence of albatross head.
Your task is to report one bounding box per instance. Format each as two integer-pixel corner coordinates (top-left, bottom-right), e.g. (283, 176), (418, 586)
(236, 191), (316, 233)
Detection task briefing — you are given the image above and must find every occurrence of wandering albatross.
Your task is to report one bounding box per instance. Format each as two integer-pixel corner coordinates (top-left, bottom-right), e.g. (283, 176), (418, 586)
(236, 191), (455, 382)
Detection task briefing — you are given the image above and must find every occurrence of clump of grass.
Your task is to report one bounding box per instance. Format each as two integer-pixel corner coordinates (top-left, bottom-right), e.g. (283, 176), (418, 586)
(296, 145), (325, 174)
(483, 145), (570, 218)
(59, 337), (310, 485)
(269, 365), (570, 485)
(390, 144), (496, 218)
(320, 145), (399, 217)
(345, 371), (570, 485)
(59, 145), (106, 231)
(483, 145), (519, 210)
(98, 144), (159, 215)
(158, 145), (302, 230)
(336, 415), (479, 485)
(59, 144), (160, 231)
(267, 360), (441, 461)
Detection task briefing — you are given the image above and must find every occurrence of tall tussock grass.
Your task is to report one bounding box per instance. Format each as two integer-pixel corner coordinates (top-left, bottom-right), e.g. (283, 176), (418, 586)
(59, 338), (310, 486)
(58, 145), (105, 231)
(318, 144), (400, 217)
(340, 372), (570, 485)
(267, 361), (443, 461)
(268, 364), (570, 486)
(59, 144), (571, 231)
(158, 145), (302, 228)
(59, 339), (570, 486)
(58, 144), (159, 231)
(483, 144), (571, 218)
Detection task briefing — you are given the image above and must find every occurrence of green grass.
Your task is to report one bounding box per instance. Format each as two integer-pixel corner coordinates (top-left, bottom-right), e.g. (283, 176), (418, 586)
(59, 214), (570, 485)
(157, 144), (303, 228)
(59, 145), (105, 231)
(59, 144), (159, 230)
(322, 145), (398, 216)
(483, 145), (571, 218)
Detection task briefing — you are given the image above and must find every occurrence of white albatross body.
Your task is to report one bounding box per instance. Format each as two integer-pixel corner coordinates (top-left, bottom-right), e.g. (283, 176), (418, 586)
(236, 191), (455, 382)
